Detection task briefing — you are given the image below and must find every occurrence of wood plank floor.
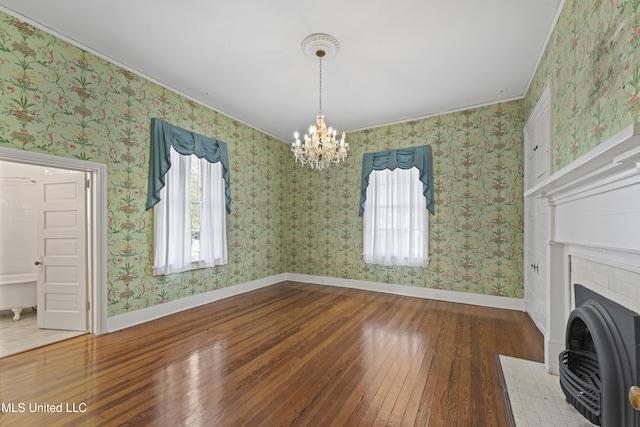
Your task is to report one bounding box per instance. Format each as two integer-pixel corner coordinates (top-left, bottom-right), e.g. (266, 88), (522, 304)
(0, 281), (543, 426)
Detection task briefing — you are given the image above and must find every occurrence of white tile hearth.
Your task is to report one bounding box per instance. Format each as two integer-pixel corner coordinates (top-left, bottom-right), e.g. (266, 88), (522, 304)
(500, 355), (593, 427)
(0, 309), (85, 358)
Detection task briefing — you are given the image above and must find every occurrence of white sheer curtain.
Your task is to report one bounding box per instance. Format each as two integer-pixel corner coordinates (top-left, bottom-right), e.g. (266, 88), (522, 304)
(153, 148), (191, 275)
(363, 166), (429, 267)
(200, 159), (228, 266)
(153, 148), (227, 275)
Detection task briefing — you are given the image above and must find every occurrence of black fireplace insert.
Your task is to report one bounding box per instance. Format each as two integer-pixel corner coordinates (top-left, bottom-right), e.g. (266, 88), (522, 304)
(559, 284), (640, 426)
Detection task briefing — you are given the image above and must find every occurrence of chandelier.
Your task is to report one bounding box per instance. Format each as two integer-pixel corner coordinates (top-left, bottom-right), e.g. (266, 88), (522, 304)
(292, 34), (349, 170)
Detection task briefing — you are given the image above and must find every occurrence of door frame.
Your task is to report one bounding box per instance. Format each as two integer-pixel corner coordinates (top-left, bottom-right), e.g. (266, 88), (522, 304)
(523, 84), (551, 336)
(0, 147), (107, 335)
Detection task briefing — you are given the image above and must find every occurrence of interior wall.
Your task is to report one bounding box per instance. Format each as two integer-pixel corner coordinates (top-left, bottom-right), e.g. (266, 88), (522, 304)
(524, 0), (640, 172)
(286, 102), (526, 298)
(0, 161), (87, 278)
(0, 11), (289, 317)
(0, 173), (38, 276)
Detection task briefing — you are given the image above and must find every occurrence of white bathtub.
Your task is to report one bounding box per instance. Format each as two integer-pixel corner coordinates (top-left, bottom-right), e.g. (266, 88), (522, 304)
(0, 273), (37, 320)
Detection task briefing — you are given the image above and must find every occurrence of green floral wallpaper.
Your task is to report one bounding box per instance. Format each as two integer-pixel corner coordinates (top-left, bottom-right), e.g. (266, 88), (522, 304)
(285, 103), (526, 298)
(6, 1), (629, 314)
(0, 13), (288, 316)
(525, 0), (640, 171)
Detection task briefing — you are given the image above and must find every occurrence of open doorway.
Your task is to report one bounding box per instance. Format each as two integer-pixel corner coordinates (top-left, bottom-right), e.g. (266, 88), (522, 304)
(0, 148), (107, 357)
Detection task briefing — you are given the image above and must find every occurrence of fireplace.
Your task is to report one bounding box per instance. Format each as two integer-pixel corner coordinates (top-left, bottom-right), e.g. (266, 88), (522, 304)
(524, 122), (640, 425)
(524, 122), (640, 379)
(559, 284), (640, 426)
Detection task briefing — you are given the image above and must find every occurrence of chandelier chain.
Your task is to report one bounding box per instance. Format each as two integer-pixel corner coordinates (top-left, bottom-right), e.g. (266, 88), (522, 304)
(318, 56), (323, 114)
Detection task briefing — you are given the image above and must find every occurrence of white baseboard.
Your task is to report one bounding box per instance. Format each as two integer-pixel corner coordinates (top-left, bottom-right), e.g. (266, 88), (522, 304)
(285, 273), (525, 311)
(106, 273), (286, 333)
(105, 272), (525, 333)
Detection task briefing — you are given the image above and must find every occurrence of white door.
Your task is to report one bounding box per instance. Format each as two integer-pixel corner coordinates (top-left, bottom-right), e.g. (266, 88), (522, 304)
(36, 172), (87, 331)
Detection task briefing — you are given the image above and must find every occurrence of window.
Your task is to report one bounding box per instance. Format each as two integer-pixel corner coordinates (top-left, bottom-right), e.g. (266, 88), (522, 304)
(363, 166), (429, 266)
(152, 147), (227, 275)
(146, 118), (230, 276)
(359, 146), (434, 266)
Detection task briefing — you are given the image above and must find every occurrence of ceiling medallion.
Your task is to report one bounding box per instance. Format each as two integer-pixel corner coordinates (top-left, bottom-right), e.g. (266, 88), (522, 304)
(292, 34), (348, 170)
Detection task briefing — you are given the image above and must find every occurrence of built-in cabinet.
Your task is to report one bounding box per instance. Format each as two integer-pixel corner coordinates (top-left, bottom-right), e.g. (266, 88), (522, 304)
(524, 86), (551, 336)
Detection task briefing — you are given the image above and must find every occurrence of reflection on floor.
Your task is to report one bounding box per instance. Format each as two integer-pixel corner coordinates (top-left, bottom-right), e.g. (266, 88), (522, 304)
(500, 355), (593, 427)
(0, 309), (85, 358)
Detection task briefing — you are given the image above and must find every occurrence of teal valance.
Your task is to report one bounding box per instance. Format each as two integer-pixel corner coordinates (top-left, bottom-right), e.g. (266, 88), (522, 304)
(146, 118), (231, 212)
(359, 145), (434, 216)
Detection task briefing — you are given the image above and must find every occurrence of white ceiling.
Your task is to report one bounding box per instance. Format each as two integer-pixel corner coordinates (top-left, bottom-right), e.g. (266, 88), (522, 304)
(0, 0), (563, 142)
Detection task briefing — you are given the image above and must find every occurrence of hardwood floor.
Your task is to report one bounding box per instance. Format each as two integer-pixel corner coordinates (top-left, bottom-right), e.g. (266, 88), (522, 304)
(0, 281), (543, 426)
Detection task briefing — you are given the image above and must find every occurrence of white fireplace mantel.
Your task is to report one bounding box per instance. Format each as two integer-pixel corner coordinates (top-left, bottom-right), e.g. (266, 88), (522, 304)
(524, 122), (640, 374)
(525, 122), (640, 209)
